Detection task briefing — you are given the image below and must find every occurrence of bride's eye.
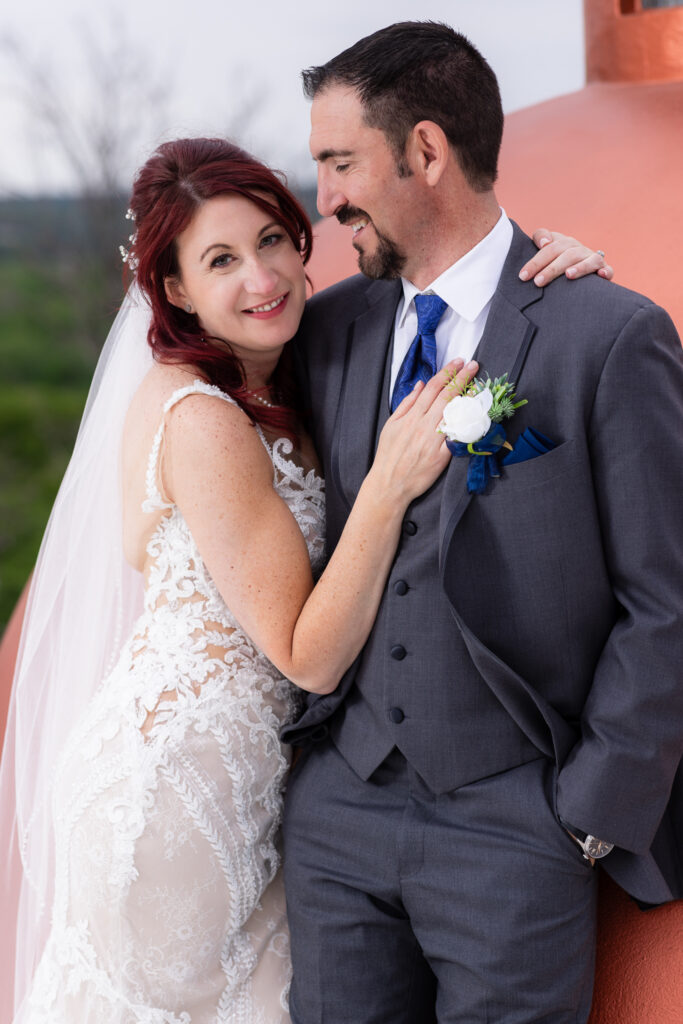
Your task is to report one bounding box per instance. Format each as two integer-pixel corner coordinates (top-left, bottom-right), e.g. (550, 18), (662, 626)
(260, 232), (284, 248)
(210, 252), (233, 268)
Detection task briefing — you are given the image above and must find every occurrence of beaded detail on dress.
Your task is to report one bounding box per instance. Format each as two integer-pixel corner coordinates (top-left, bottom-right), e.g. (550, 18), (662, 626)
(24, 380), (325, 1024)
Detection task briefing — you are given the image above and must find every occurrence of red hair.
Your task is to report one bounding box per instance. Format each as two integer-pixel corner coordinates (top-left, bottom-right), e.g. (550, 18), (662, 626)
(127, 138), (313, 439)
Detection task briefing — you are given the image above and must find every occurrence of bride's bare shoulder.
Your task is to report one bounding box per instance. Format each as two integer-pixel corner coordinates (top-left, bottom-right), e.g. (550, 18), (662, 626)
(126, 363), (233, 428)
(129, 362), (263, 462)
(130, 362), (198, 412)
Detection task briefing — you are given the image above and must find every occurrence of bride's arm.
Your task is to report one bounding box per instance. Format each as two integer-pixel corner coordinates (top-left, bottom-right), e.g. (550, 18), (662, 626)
(164, 362), (470, 695)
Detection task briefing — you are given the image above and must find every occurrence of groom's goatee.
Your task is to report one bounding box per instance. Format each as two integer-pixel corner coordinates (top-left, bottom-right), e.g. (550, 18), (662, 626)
(336, 203), (406, 280)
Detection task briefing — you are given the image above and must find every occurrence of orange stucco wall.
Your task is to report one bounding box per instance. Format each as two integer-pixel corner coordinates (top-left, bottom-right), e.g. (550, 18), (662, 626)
(497, 78), (683, 335)
(590, 875), (683, 1023)
(585, 0), (683, 83)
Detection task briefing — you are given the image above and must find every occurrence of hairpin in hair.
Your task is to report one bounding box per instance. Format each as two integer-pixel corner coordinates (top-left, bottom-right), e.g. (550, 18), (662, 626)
(119, 209), (139, 268)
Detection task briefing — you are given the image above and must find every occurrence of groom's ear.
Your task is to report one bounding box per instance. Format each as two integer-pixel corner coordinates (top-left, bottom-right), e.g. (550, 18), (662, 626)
(408, 121), (449, 187)
(164, 274), (189, 311)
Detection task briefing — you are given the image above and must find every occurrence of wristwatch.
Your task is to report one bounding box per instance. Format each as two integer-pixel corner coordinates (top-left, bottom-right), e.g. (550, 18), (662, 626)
(565, 825), (614, 860)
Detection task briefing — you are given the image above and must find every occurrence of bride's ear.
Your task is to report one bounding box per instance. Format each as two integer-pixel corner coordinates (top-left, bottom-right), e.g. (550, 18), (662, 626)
(164, 275), (190, 312)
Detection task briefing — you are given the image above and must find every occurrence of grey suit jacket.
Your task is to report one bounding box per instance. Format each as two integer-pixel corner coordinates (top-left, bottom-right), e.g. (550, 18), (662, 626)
(283, 223), (683, 903)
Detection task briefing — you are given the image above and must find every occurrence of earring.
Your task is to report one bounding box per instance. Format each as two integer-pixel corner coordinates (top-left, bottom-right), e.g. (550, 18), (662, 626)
(184, 303), (193, 313)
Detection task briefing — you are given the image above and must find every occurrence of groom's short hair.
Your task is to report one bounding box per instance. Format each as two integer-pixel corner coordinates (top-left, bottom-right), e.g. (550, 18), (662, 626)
(302, 21), (503, 193)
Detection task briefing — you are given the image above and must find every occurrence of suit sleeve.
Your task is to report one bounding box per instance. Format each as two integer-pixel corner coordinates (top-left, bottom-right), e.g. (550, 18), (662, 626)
(556, 303), (683, 854)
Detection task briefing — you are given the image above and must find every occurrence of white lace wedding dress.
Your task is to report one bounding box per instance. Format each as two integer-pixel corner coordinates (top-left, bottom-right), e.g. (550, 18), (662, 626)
(24, 381), (325, 1024)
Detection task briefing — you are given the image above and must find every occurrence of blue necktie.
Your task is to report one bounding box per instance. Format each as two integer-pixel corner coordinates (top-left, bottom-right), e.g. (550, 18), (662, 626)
(390, 293), (449, 412)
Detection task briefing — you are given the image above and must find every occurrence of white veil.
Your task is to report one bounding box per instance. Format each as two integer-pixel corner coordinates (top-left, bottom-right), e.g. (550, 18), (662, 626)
(0, 285), (153, 1022)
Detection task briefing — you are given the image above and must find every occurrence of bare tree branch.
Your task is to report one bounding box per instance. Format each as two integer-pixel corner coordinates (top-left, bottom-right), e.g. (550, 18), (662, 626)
(2, 17), (171, 196)
(1, 17), (173, 347)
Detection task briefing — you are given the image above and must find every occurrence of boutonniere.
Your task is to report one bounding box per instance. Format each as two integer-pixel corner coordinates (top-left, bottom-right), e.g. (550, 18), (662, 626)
(438, 373), (528, 494)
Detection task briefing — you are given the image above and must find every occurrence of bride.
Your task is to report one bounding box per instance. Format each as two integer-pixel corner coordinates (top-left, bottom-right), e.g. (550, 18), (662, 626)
(0, 137), (608, 1023)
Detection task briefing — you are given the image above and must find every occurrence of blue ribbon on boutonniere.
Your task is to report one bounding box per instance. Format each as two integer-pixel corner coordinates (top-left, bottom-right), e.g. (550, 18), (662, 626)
(447, 425), (557, 493)
(447, 422), (510, 495)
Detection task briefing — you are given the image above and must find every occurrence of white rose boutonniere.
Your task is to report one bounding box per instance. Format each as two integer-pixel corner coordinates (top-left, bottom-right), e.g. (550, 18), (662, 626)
(440, 387), (494, 444)
(438, 373), (528, 493)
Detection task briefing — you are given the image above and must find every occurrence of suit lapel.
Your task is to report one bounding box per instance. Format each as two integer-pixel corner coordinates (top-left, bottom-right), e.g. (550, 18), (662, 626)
(439, 224), (544, 562)
(330, 279), (402, 512)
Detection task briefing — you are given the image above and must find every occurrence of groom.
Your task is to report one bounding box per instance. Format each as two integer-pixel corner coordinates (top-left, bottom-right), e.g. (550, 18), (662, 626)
(282, 21), (683, 1023)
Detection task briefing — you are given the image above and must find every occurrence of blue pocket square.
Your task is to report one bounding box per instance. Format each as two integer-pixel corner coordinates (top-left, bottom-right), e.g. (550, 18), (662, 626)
(502, 428), (557, 467)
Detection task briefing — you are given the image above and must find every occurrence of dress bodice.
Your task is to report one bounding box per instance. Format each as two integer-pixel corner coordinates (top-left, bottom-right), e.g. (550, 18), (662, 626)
(125, 379), (326, 739)
(142, 378), (325, 616)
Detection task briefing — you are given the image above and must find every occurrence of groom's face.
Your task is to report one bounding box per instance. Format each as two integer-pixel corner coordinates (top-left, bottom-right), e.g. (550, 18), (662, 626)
(309, 85), (422, 280)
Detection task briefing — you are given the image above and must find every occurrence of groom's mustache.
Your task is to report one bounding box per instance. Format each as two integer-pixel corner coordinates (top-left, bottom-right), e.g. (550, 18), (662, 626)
(335, 205), (371, 227)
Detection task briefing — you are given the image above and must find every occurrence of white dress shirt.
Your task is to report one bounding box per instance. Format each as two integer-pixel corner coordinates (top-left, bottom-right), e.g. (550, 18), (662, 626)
(390, 210), (514, 396)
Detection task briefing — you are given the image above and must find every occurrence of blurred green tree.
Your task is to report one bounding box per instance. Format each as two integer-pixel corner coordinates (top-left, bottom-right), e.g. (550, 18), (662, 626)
(0, 262), (93, 625)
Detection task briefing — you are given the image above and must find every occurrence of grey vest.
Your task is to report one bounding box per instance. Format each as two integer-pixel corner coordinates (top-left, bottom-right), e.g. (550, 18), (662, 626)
(330, 341), (537, 793)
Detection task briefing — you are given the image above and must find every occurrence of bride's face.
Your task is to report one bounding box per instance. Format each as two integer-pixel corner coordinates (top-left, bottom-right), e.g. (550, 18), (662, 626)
(165, 193), (307, 366)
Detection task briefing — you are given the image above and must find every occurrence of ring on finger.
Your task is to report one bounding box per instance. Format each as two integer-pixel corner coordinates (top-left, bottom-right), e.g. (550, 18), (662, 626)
(596, 249), (606, 258)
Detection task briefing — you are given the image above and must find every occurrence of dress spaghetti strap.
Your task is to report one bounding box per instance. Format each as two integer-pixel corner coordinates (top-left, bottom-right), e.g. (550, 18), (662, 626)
(142, 379), (268, 513)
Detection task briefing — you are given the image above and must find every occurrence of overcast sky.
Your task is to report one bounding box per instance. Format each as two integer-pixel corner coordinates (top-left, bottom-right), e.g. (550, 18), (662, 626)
(0, 0), (585, 196)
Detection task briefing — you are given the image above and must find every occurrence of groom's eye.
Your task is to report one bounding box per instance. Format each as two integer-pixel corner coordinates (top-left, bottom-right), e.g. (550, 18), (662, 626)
(335, 163), (350, 173)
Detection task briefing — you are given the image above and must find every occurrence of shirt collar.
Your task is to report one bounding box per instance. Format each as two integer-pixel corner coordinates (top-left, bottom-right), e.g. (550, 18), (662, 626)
(398, 209), (513, 327)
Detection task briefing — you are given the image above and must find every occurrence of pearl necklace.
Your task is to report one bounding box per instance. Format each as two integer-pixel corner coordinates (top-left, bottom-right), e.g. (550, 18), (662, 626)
(244, 388), (279, 409)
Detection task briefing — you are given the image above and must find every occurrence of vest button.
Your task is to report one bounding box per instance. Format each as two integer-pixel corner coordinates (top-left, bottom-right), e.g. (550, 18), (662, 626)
(388, 707), (405, 724)
(390, 644), (407, 661)
(403, 520), (418, 536)
(393, 580), (409, 596)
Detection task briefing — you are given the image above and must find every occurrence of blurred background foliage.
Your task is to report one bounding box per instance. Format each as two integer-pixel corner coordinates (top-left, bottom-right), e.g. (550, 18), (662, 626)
(0, 21), (166, 630)
(0, 228), (117, 627)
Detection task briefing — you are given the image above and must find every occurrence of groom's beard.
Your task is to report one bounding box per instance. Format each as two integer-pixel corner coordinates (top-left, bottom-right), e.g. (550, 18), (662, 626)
(336, 205), (406, 280)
